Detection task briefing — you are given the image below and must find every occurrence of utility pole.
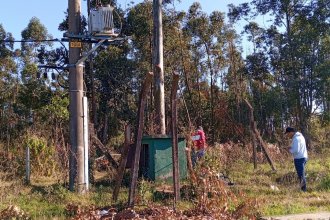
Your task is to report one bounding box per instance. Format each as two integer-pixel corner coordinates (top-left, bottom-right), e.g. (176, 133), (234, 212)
(68, 0), (86, 193)
(153, 0), (165, 134)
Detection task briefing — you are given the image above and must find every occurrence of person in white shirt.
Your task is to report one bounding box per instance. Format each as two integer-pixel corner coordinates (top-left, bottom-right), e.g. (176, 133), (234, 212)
(285, 127), (308, 192)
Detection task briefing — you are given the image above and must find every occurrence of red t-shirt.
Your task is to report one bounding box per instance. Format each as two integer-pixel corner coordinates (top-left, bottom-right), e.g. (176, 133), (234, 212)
(193, 130), (206, 150)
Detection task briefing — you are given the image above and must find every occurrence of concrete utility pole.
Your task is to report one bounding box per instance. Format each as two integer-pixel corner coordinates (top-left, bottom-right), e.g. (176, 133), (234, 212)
(153, 0), (166, 134)
(68, 0), (86, 193)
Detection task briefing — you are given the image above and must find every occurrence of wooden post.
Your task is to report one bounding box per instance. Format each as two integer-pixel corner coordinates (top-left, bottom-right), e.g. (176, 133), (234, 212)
(91, 135), (118, 169)
(128, 72), (153, 207)
(252, 135), (257, 169)
(25, 146), (30, 185)
(171, 72), (180, 204)
(113, 124), (131, 201)
(244, 99), (276, 171)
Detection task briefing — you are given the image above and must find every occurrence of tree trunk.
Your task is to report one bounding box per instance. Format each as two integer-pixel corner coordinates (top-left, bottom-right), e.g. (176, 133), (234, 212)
(152, 0), (165, 134)
(129, 72), (153, 207)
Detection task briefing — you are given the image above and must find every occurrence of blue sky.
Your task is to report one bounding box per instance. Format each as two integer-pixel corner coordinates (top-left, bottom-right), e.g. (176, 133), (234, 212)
(0, 0), (247, 40)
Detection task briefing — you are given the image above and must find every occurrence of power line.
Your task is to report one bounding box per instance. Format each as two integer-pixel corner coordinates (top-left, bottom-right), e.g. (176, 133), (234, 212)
(0, 39), (61, 43)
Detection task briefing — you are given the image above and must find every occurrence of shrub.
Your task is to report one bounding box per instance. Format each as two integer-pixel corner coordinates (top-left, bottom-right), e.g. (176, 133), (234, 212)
(24, 134), (57, 176)
(318, 174), (330, 191)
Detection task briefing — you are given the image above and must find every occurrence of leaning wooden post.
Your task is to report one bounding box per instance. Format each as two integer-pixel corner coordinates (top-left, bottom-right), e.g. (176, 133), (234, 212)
(113, 124), (131, 202)
(128, 72), (153, 207)
(252, 135), (257, 169)
(171, 72), (180, 204)
(244, 99), (276, 171)
(91, 135), (118, 169)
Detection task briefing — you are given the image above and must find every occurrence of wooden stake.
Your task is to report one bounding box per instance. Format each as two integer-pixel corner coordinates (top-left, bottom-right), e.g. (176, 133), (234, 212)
(128, 72), (153, 207)
(244, 99), (276, 171)
(171, 72), (180, 204)
(113, 125), (131, 201)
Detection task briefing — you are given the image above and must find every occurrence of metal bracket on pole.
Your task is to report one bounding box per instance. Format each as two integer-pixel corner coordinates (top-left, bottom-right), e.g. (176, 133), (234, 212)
(76, 39), (106, 66)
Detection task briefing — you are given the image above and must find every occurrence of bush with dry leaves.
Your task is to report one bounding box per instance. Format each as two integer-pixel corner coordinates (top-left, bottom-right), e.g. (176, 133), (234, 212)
(0, 205), (30, 220)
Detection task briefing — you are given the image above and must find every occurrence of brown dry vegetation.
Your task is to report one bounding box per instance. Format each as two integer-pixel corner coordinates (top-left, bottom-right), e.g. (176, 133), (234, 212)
(1, 141), (330, 219)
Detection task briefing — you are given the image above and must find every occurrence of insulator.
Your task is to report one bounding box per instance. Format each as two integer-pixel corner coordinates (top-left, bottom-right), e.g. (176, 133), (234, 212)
(51, 72), (56, 80)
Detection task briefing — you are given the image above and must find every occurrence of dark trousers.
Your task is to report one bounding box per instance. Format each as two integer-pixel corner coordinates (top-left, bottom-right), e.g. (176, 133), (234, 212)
(294, 158), (307, 191)
(192, 149), (205, 167)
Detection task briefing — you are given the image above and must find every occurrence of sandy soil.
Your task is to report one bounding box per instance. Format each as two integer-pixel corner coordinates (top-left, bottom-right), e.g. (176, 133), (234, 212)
(265, 212), (330, 220)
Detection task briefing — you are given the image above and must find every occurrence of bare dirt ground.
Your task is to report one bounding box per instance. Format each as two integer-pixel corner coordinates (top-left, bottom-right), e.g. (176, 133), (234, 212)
(265, 212), (330, 220)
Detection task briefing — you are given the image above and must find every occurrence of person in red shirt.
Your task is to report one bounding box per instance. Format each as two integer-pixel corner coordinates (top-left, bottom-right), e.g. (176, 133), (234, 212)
(192, 126), (207, 167)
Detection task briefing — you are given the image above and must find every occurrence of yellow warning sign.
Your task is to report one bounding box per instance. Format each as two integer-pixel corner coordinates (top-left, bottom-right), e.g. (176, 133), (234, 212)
(70, 40), (82, 48)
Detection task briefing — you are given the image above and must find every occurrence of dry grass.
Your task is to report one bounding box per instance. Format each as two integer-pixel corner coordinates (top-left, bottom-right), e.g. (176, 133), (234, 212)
(1, 142), (330, 219)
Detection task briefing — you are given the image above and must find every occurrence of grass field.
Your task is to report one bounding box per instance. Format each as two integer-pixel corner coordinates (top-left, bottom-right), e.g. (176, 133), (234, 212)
(1, 145), (330, 219)
(228, 149), (330, 217)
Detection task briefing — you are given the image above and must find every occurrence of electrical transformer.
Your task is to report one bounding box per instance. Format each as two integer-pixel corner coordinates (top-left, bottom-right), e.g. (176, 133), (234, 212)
(88, 5), (116, 36)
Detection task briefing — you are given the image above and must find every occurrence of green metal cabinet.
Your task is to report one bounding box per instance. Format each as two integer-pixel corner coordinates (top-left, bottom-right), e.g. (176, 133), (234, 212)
(139, 135), (187, 181)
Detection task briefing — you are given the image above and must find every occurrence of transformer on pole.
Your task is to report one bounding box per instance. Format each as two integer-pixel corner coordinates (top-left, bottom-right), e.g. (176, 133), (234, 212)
(88, 4), (117, 37)
(66, 1), (128, 193)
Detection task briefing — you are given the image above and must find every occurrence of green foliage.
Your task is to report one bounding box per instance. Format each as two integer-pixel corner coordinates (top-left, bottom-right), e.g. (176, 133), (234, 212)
(237, 152), (330, 216)
(21, 63), (38, 81)
(91, 185), (113, 206)
(21, 17), (51, 54)
(308, 116), (330, 152)
(25, 135), (47, 154)
(0, 1), (330, 218)
(318, 175), (330, 191)
(23, 134), (57, 176)
(42, 95), (69, 122)
(137, 179), (154, 205)
(200, 146), (222, 172)
(0, 24), (14, 58)
(263, 202), (306, 216)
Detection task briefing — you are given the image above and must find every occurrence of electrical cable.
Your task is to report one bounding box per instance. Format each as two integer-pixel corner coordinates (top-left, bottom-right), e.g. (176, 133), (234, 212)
(0, 39), (61, 43)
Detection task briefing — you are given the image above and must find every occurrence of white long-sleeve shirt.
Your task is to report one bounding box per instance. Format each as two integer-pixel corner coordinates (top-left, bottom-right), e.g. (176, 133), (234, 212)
(289, 132), (308, 159)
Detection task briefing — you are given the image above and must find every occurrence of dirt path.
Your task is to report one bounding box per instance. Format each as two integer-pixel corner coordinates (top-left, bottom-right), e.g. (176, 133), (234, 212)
(264, 212), (330, 220)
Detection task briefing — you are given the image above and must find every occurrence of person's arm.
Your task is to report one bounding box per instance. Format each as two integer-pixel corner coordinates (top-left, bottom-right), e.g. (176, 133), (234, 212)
(289, 138), (298, 155)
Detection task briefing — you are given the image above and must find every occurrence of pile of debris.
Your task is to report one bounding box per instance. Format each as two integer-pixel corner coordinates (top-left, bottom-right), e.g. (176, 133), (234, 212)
(0, 205), (30, 220)
(68, 204), (234, 220)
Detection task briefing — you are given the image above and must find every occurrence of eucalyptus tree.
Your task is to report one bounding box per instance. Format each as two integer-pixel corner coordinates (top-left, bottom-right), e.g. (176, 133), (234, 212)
(124, 1), (158, 134)
(242, 22), (281, 136)
(223, 27), (248, 140)
(183, 2), (228, 142)
(228, 0), (330, 144)
(124, 1), (193, 134)
(0, 19), (68, 176)
(93, 45), (136, 143)
(0, 25), (17, 146)
(16, 17), (54, 131)
(316, 36), (330, 123)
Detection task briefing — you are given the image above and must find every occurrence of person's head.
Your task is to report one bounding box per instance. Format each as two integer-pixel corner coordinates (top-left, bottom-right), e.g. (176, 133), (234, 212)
(197, 126), (203, 131)
(285, 127), (296, 138)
